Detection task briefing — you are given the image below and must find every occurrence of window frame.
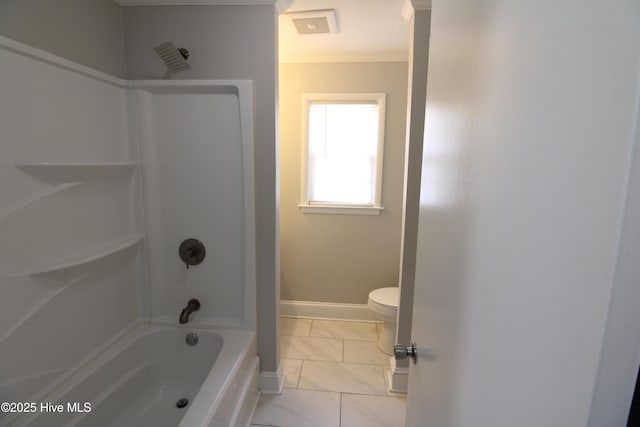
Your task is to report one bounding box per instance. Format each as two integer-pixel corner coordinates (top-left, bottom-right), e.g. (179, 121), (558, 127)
(298, 93), (387, 215)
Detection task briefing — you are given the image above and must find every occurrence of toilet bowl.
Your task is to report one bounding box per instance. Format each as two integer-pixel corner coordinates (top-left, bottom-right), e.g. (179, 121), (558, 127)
(367, 287), (399, 355)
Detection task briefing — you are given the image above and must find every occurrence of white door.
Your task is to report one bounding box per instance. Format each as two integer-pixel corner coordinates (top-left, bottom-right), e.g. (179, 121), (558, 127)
(404, 0), (640, 426)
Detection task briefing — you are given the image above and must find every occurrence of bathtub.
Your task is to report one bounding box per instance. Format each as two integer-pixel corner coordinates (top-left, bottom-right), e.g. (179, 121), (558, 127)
(10, 323), (259, 427)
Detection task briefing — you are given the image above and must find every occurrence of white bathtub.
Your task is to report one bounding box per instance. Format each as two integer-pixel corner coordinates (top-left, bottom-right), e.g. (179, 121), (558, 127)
(11, 323), (259, 427)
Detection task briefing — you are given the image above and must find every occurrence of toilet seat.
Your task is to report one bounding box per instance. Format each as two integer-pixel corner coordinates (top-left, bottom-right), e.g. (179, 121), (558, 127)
(367, 287), (399, 355)
(368, 287), (399, 308)
(367, 287), (399, 322)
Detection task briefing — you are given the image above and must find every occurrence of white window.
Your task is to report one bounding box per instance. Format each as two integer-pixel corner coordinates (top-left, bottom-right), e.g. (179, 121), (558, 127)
(299, 93), (386, 215)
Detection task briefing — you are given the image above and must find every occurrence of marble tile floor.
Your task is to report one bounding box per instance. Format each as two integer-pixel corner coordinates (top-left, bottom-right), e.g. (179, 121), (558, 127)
(251, 317), (407, 427)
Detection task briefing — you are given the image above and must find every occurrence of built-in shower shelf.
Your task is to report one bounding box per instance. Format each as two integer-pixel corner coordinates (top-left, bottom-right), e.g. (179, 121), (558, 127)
(15, 162), (138, 181)
(25, 235), (143, 276)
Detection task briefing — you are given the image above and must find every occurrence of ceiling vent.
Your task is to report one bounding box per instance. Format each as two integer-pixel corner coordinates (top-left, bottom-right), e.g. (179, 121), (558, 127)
(287, 9), (339, 35)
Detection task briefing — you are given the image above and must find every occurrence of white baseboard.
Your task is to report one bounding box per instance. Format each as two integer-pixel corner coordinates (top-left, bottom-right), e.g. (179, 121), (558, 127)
(387, 357), (409, 394)
(280, 300), (378, 322)
(259, 362), (285, 394)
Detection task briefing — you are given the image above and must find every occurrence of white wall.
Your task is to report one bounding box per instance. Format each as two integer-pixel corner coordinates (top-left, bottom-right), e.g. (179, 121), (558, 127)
(279, 62), (408, 304)
(135, 83), (255, 327)
(0, 37), (258, 414)
(1, 0), (280, 379)
(406, 0), (640, 425)
(0, 0), (127, 78)
(0, 39), (142, 406)
(123, 4), (280, 371)
(587, 62), (640, 426)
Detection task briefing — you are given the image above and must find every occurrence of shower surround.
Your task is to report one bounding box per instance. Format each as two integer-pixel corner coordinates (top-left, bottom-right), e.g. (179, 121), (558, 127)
(0, 36), (257, 426)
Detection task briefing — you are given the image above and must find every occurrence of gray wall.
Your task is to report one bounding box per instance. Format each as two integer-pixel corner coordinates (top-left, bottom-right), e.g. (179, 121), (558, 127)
(0, 0), (127, 78)
(279, 62), (408, 303)
(123, 5), (280, 372)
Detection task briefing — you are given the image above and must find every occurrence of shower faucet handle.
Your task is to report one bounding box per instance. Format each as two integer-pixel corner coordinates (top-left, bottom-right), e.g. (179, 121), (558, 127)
(184, 247), (195, 268)
(179, 238), (206, 269)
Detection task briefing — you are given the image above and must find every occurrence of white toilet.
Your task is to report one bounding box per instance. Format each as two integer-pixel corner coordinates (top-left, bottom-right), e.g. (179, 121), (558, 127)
(367, 287), (399, 355)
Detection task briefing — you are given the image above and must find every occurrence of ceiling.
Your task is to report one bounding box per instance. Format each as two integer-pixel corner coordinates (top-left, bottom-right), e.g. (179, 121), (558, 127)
(278, 0), (410, 63)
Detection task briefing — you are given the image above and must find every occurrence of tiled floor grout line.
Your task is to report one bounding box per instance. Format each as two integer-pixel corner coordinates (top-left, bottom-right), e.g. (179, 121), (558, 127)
(339, 392), (343, 427)
(296, 361), (388, 368)
(297, 359), (303, 388)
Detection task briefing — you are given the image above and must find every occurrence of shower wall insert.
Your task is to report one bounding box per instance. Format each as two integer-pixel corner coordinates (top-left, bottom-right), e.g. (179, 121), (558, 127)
(0, 36), (257, 427)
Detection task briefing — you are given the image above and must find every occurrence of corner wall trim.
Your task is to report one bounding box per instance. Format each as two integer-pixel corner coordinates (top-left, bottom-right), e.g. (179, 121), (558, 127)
(402, 0), (432, 20)
(388, 357), (409, 393)
(280, 300), (378, 322)
(259, 365), (285, 395)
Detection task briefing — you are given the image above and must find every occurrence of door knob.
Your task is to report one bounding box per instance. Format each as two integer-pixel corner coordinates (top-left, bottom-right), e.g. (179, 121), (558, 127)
(394, 342), (418, 364)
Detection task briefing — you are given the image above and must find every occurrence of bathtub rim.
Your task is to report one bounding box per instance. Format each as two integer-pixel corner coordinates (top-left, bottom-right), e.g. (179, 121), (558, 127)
(10, 320), (256, 427)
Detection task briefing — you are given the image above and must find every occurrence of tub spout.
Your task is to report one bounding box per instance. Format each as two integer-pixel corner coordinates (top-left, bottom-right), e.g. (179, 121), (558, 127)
(179, 299), (201, 324)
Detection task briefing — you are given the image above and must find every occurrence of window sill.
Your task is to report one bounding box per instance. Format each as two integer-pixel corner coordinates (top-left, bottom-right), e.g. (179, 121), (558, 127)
(297, 204), (384, 216)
